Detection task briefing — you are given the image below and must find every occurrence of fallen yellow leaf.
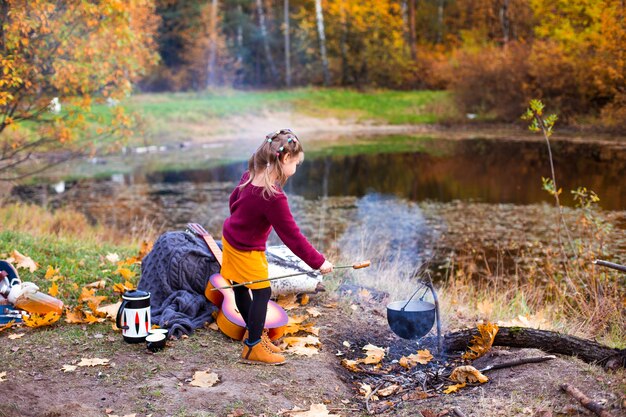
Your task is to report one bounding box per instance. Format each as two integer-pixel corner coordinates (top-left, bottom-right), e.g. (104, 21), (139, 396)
(283, 335), (320, 347)
(360, 344), (385, 365)
(115, 267), (136, 280)
(0, 371), (6, 382)
(189, 369), (220, 387)
(77, 358), (109, 367)
(112, 280), (135, 294)
(97, 301), (121, 319)
(65, 306), (87, 324)
(85, 280), (106, 289)
(299, 294), (310, 305)
(306, 307), (322, 317)
(61, 364), (77, 372)
(288, 315), (308, 324)
(443, 382), (466, 394)
(48, 282), (59, 297)
(83, 312), (106, 324)
(377, 384), (400, 397)
(276, 294), (299, 310)
(283, 335), (321, 356)
(399, 349), (433, 368)
(9, 250), (37, 272)
(284, 403), (341, 417)
(462, 321), (499, 360)
(87, 300), (107, 317)
(45, 265), (60, 280)
(359, 382), (373, 398)
(285, 344), (319, 357)
(449, 365), (489, 384)
(22, 312), (61, 328)
(340, 359), (360, 372)
(78, 287), (96, 302)
(8, 333), (24, 340)
(0, 321), (15, 332)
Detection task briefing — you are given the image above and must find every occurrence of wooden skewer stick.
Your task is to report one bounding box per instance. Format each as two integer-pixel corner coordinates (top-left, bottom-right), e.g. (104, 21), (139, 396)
(592, 259), (626, 273)
(209, 260), (371, 291)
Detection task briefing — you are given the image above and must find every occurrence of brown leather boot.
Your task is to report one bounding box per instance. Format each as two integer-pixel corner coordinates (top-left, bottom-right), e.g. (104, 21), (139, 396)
(241, 339), (285, 365)
(242, 329), (282, 353)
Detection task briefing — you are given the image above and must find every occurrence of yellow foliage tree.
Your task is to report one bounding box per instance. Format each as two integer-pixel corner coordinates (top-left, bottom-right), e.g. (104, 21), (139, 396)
(529, 0), (625, 124)
(323, 0), (412, 87)
(0, 0), (160, 180)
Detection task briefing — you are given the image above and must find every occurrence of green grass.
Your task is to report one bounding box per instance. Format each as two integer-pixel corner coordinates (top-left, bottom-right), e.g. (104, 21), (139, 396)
(291, 88), (454, 124)
(126, 88), (452, 123)
(123, 88), (454, 139)
(0, 230), (140, 305)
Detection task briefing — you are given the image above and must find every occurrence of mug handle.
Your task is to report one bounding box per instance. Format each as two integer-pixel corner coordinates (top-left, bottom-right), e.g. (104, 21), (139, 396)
(115, 299), (130, 330)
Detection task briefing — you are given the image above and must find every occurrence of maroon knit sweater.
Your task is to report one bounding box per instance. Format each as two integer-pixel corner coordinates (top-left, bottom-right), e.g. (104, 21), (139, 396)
(222, 172), (325, 269)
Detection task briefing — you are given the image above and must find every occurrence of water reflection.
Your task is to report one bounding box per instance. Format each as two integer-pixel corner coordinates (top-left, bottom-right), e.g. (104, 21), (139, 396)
(8, 137), (626, 263)
(103, 138), (626, 210)
(288, 139), (626, 210)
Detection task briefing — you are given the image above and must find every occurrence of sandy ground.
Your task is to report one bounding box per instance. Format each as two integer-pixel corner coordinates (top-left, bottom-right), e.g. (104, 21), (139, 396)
(1, 288), (624, 417)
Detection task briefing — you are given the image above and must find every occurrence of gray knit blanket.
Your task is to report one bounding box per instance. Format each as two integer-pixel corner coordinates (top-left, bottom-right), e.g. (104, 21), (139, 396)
(138, 231), (220, 338)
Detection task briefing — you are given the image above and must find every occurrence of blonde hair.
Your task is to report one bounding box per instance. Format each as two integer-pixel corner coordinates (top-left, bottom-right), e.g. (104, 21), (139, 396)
(241, 129), (304, 199)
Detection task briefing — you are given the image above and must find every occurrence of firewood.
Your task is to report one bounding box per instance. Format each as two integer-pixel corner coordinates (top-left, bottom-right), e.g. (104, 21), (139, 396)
(437, 327), (625, 369)
(267, 246), (324, 295)
(560, 383), (615, 417)
(270, 275), (324, 295)
(479, 355), (556, 372)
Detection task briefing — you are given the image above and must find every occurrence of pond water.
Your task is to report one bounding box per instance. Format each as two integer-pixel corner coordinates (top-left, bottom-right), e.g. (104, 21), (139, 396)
(10, 135), (626, 275)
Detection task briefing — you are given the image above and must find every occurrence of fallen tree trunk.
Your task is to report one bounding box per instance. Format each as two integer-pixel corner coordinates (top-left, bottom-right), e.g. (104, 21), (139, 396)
(441, 327), (625, 369)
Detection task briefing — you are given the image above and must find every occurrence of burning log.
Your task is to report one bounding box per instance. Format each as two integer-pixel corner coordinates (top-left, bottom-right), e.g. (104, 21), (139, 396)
(439, 327), (625, 369)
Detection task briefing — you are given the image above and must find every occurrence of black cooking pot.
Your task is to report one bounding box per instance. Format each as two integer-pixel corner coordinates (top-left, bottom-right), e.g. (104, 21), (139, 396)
(387, 299), (436, 339)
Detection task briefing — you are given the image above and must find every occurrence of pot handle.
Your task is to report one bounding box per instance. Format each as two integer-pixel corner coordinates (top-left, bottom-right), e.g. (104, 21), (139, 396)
(401, 284), (427, 311)
(115, 299), (130, 330)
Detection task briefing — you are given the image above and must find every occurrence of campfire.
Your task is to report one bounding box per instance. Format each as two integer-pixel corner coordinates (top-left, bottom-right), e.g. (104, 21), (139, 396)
(331, 321), (506, 415)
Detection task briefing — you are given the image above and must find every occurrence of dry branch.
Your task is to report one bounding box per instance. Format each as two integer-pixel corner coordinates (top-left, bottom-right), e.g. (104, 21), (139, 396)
(479, 355), (556, 372)
(560, 383), (615, 417)
(451, 407), (468, 417)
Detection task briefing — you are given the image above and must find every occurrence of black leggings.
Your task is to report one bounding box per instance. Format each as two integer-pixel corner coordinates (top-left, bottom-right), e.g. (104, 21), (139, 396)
(233, 285), (271, 344)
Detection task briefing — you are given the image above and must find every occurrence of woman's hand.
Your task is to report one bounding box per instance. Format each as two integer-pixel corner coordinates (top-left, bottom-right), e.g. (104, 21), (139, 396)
(319, 260), (334, 275)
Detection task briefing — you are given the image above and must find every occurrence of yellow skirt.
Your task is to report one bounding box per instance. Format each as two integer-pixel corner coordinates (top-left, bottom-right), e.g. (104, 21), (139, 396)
(221, 237), (270, 290)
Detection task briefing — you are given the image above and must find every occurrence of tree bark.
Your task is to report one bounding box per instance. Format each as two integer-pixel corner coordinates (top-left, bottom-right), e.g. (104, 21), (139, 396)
(339, 0), (349, 85)
(499, 0), (510, 44)
(436, 0), (444, 44)
(315, 0), (330, 86)
(206, 0), (219, 88)
(255, 0), (279, 82)
(270, 275), (324, 296)
(235, 5), (244, 68)
(408, 0), (418, 61)
(441, 327), (625, 369)
(284, 0), (291, 87)
(0, 0), (7, 53)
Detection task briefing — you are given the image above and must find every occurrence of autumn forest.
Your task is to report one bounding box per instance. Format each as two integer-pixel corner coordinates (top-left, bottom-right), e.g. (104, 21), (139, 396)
(143, 0), (625, 125)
